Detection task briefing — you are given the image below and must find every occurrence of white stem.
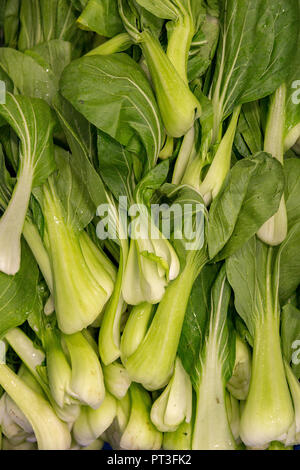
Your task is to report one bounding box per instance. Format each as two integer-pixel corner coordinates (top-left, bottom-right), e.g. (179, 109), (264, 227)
(5, 328), (45, 376)
(257, 196), (288, 246)
(257, 85), (287, 246)
(264, 85), (286, 164)
(0, 364), (71, 450)
(44, 295), (55, 315)
(0, 161), (34, 275)
(284, 123), (300, 152)
(240, 310), (294, 447)
(199, 106), (241, 206)
(192, 360), (236, 450)
(172, 126), (195, 184)
(23, 220), (53, 292)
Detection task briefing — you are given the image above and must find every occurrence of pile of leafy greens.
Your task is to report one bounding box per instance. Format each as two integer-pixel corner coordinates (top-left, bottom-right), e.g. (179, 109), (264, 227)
(0, 0), (299, 451)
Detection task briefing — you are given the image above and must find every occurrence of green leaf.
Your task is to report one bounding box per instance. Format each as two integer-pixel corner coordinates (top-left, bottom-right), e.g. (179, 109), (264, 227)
(60, 54), (163, 171)
(226, 237), (263, 337)
(190, 0), (208, 29)
(38, 0), (58, 42)
(51, 146), (95, 229)
(277, 159), (300, 304)
(0, 48), (57, 105)
(226, 237), (279, 338)
(278, 221), (300, 305)
(53, 92), (96, 166)
(193, 84), (214, 156)
(212, 0), (299, 131)
(26, 40), (73, 83)
(0, 240), (40, 339)
(118, 0), (163, 40)
(97, 130), (135, 201)
(196, 266), (235, 386)
(208, 152), (285, 261)
(157, 183), (207, 261)
(15, 0), (85, 55)
(284, 31), (300, 150)
(240, 0), (300, 102)
(134, 0), (179, 20)
(158, 182), (206, 213)
(234, 316), (253, 348)
(284, 158), (300, 229)
(0, 126), (19, 174)
(3, 0), (20, 48)
(70, 0), (88, 11)
(187, 13), (219, 82)
(135, 160), (169, 206)
(204, 0), (220, 17)
(178, 263), (220, 381)
(39, 145), (106, 231)
(52, 99), (108, 219)
(135, 0), (205, 28)
(135, 2), (164, 38)
(0, 0), (6, 28)
(0, 145), (14, 210)
(205, 266), (235, 382)
(0, 93), (56, 187)
(27, 285), (51, 343)
(53, 0), (83, 42)
(234, 102), (263, 157)
(77, 0), (124, 37)
(17, 0), (44, 50)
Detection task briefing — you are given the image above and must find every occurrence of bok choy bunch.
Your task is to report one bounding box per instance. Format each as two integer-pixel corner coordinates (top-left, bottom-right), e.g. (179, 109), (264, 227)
(0, 0), (300, 452)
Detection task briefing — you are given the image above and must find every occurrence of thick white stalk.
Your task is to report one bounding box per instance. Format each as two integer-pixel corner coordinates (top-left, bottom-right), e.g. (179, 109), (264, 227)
(0, 364), (71, 450)
(172, 125), (195, 184)
(284, 122), (300, 152)
(257, 84), (287, 246)
(23, 219), (53, 292)
(192, 360), (236, 450)
(198, 106), (241, 206)
(5, 328), (45, 375)
(0, 160), (34, 275)
(192, 314), (236, 450)
(167, 13), (194, 84)
(240, 311), (294, 447)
